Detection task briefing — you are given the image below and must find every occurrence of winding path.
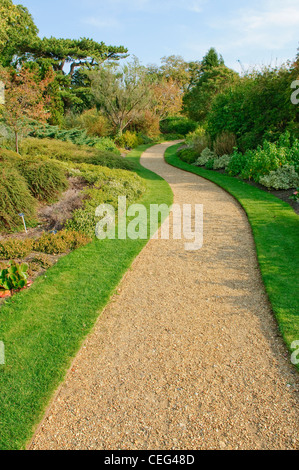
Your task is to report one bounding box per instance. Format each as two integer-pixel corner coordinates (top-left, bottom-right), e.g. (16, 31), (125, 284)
(30, 142), (298, 450)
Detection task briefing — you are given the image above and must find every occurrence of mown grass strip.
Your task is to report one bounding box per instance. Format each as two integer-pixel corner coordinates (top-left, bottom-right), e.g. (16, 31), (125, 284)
(165, 144), (299, 367)
(0, 144), (173, 450)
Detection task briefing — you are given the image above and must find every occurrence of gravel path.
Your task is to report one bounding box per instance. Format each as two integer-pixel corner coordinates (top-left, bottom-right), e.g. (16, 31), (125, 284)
(30, 142), (298, 450)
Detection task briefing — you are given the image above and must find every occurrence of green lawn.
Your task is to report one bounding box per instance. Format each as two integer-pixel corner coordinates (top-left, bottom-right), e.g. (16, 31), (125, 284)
(165, 144), (299, 367)
(0, 144), (173, 450)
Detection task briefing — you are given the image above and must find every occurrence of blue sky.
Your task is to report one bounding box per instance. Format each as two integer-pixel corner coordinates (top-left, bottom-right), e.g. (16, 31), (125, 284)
(16, 0), (299, 72)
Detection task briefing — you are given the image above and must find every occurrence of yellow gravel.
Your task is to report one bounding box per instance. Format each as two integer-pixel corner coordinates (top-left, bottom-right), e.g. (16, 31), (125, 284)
(30, 142), (298, 450)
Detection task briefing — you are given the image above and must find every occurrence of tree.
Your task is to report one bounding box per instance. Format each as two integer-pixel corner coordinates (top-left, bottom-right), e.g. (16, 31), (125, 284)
(0, 66), (54, 153)
(89, 58), (151, 136)
(151, 77), (183, 119)
(183, 65), (239, 123)
(0, 2), (38, 67)
(147, 55), (201, 92)
(201, 47), (224, 72)
(17, 37), (128, 76)
(0, 0), (20, 53)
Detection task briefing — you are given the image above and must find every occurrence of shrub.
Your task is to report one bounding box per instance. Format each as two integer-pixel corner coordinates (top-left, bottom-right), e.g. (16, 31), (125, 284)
(34, 230), (92, 254)
(160, 116), (197, 136)
(226, 150), (248, 176)
(20, 138), (135, 171)
(213, 154), (231, 170)
(93, 137), (119, 154)
(0, 164), (37, 231)
(128, 110), (160, 138)
(115, 131), (142, 149)
(0, 238), (34, 260)
(65, 208), (96, 238)
(27, 121), (118, 150)
(259, 165), (299, 189)
(185, 126), (211, 157)
(66, 167), (146, 237)
(78, 108), (112, 137)
(207, 65), (299, 150)
(205, 158), (215, 170)
(178, 148), (197, 164)
(241, 141), (288, 182)
(194, 148), (216, 166)
(18, 160), (68, 202)
(213, 132), (237, 156)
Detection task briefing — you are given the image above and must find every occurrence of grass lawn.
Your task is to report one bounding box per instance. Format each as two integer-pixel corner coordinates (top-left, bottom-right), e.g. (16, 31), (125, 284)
(165, 144), (299, 368)
(0, 144), (173, 450)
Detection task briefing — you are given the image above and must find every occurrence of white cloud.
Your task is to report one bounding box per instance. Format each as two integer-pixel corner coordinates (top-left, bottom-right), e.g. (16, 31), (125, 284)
(208, 0), (299, 52)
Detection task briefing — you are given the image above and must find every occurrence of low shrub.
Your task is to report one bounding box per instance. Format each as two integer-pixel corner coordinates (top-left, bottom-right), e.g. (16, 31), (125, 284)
(0, 238), (34, 260)
(20, 138), (135, 171)
(259, 165), (299, 189)
(213, 154), (231, 170)
(0, 165), (37, 231)
(160, 116), (197, 136)
(34, 230), (92, 255)
(18, 160), (68, 202)
(65, 208), (97, 238)
(27, 121), (118, 151)
(226, 150), (248, 176)
(205, 158), (215, 170)
(178, 148), (197, 164)
(194, 148), (217, 166)
(185, 126), (211, 157)
(116, 131), (143, 149)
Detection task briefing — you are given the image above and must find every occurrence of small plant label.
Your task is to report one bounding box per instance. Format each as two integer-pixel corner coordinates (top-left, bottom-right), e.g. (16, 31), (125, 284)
(0, 81), (4, 105)
(0, 342), (4, 365)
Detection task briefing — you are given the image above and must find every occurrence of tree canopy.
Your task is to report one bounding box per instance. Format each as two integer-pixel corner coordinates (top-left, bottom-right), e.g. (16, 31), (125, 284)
(17, 37), (128, 75)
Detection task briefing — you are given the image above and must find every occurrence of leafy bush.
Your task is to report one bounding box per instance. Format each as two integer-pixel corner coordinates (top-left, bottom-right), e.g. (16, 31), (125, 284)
(64, 208), (97, 238)
(207, 64), (299, 150)
(160, 116), (197, 136)
(34, 230), (92, 254)
(18, 160), (68, 202)
(241, 141), (288, 182)
(77, 108), (112, 137)
(185, 126), (211, 157)
(259, 165), (299, 189)
(93, 137), (120, 153)
(205, 158), (215, 170)
(66, 167), (145, 236)
(0, 164), (37, 231)
(157, 133), (184, 141)
(213, 154), (231, 169)
(0, 261), (28, 291)
(194, 148), (216, 166)
(178, 148), (197, 164)
(226, 149), (251, 177)
(0, 238), (34, 260)
(116, 131), (142, 149)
